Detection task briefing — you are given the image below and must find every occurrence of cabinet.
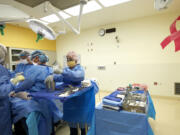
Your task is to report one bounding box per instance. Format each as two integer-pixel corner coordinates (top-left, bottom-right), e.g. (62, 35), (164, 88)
(9, 48), (24, 70)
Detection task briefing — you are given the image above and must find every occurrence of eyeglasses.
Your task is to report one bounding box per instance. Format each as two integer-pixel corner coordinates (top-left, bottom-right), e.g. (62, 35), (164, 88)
(67, 57), (74, 61)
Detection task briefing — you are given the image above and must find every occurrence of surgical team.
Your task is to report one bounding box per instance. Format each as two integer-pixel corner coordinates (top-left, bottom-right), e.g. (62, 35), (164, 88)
(0, 44), (86, 135)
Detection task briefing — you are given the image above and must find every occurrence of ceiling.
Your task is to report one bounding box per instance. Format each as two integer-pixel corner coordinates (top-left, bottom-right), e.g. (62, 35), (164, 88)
(14, 0), (80, 9)
(0, 0), (180, 32)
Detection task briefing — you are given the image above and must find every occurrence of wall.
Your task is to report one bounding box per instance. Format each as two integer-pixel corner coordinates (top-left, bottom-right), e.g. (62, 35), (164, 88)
(0, 24), (56, 51)
(56, 11), (180, 97)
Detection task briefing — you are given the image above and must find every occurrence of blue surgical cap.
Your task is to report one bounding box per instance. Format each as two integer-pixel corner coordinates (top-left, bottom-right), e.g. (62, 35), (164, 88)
(31, 50), (44, 60)
(39, 54), (49, 63)
(19, 51), (30, 58)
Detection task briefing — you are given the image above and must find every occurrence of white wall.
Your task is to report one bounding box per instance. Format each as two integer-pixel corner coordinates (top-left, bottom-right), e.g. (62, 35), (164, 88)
(56, 11), (180, 97)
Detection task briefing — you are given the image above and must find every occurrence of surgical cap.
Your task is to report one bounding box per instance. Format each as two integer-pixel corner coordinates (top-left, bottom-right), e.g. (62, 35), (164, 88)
(19, 51), (30, 58)
(66, 51), (78, 61)
(39, 54), (49, 63)
(31, 50), (44, 60)
(0, 44), (7, 64)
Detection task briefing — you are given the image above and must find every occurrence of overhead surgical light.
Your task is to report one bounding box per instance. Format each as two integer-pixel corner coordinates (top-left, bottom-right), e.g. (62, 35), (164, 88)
(0, 0), (88, 42)
(27, 19), (57, 42)
(28, 0), (88, 42)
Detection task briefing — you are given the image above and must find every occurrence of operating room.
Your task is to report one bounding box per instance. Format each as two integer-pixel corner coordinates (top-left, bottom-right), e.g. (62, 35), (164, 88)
(0, 0), (180, 135)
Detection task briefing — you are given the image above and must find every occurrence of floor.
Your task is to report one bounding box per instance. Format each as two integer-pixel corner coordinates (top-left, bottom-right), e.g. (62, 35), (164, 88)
(56, 125), (70, 135)
(56, 91), (180, 135)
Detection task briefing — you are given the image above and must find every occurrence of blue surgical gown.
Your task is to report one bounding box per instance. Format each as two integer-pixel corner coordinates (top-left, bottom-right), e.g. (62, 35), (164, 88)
(0, 64), (13, 135)
(11, 63), (32, 78)
(54, 64), (85, 86)
(14, 65), (53, 93)
(15, 63), (32, 74)
(11, 65), (54, 135)
(53, 64), (85, 128)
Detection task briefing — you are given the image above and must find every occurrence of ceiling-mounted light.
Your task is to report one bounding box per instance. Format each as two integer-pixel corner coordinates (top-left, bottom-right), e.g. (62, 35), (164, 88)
(28, 19), (57, 42)
(98, 0), (131, 7)
(26, 19), (49, 25)
(64, 0), (102, 16)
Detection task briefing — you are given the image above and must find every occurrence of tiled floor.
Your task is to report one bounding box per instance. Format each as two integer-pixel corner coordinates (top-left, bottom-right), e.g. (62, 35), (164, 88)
(149, 97), (180, 135)
(56, 91), (180, 135)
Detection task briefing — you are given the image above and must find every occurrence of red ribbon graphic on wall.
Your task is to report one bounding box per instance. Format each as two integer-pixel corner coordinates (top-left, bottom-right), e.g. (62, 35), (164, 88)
(161, 16), (180, 52)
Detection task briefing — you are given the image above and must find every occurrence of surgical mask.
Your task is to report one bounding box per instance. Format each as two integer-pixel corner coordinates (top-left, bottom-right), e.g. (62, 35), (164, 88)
(67, 61), (76, 68)
(20, 59), (28, 64)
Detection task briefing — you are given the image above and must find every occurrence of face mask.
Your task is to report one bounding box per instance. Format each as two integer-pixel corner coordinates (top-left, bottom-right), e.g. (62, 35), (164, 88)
(20, 59), (28, 64)
(67, 61), (76, 68)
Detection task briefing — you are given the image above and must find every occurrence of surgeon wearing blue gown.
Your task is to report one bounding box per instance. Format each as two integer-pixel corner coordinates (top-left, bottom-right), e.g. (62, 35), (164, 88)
(10, 50), (54, 135)
(38, 54), (53, 74)
(45, 51), (85, 135)
(0, 44), (14, 135)
(14, 51), (32, 74)
(46, 51), (84, 87)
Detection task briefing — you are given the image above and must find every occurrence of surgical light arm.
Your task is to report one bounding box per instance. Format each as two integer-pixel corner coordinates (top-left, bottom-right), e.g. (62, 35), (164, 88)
(45, 0), (87, 35)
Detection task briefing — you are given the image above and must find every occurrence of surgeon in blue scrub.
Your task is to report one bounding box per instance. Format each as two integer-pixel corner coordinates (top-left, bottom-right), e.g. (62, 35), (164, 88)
(57, 51), (84, 86)
(10, 50), (55, 135)
(31, 50), (45, 65)
(45, 51), (85, 88)
(45, 51), (85, 135)
(11, 50), (49, 93)
(14, 51), (32, 74)
(0, 44), (14, 135)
